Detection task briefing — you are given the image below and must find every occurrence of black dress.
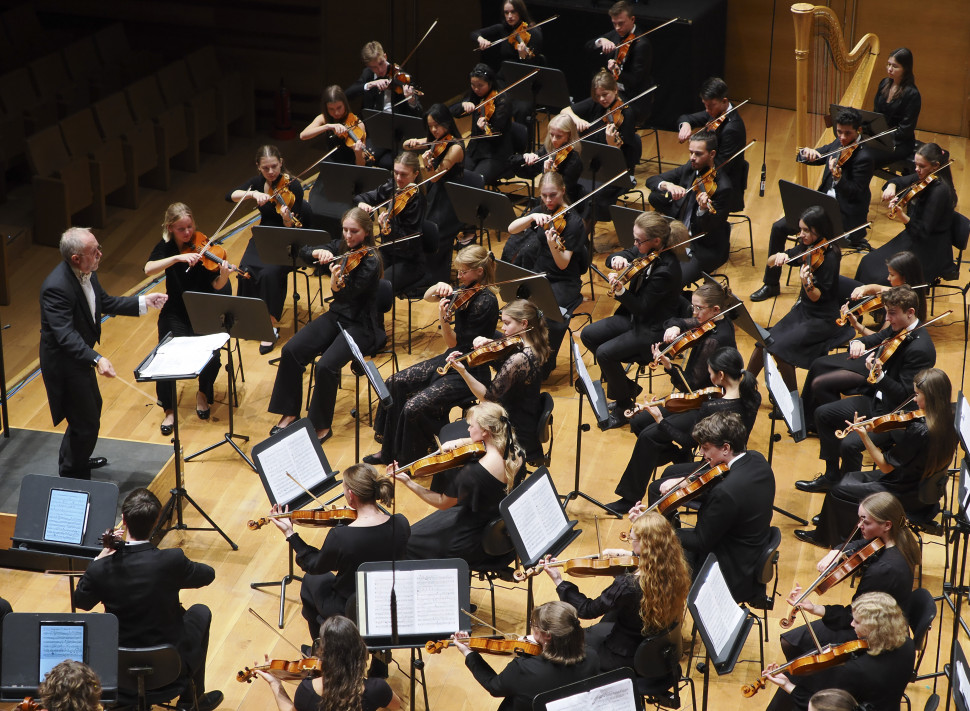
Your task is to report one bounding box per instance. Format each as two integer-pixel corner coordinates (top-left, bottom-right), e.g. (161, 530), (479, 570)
(423, 137), (465, 282)
(407, 461), (508, 565)
(226, 174), (304, 322)
(294, 676), (393, 711)
(471, 22), (545, 71)
(450, 89), (513, 186)
(354, 178), (427, 293)
(484, 347), (545, 463)
(290, 513), (411, 638)
(871, 78), (921, 166)
(373, 285), (500, 464)
(515, 146), (582, 202)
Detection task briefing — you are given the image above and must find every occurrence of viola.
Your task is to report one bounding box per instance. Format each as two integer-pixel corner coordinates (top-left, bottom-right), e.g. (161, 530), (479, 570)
(601, 97), (625, 147)
(183, 231), (251, 279)
(248, 505), (358, 530)
(236, 657), (323, 683)
(624, 386), (723, 418)
(100, 527), (125, 550)
(436, 331), (529, 375)
(16, 698), (42, 711)
(513, 553), (638, 582)
(392, 441), (487, 480)
(647, 462), (730, 517)
(426, 636), (540, 657)
(331, 246), (373, 292)
(268, 173), (302, 227)
(740, 640), (869, 697)
(835, 409), (924, 439)
(862, 311), (949, 383)
(836, 292), (884, 326)
(376, 184), (418, 235)
(339, 112), (376, 163)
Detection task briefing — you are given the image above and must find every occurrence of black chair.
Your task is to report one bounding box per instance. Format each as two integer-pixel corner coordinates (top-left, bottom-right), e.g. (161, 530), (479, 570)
(529, 391), (555, 468)
(494, 120), (534, 202)
(395, 219), (440, 354)
(633, 621), (697, 711)
(727, 159), (755, 266)
(902, 588), (938, 711)
(906, 467), (955, 587)
(743, 526), (782, 649)
(928, 212), (969, 344)
(469, 518), (519, 629)
(117, 645), (193, 711)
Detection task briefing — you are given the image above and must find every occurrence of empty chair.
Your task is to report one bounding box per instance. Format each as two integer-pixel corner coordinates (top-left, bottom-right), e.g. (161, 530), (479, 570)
(185, 46), (255, 138)
(61, 108), (136, 210)
(92, 91), (164, 190)
(0, 107), (27, 200)
(126, 74), (198, 173)
(29, 52), (90, 118)
(94, 23), (161, 83)
(63, 36), (123, 100)
(157, 60), (227, 155)
(0, 67), (58, 135)
(0, 5), (58, 61)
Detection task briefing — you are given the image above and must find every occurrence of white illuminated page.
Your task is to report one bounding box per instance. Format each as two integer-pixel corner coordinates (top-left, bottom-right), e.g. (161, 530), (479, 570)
(545, 678), (637, 711)
(358, 568), (460, 637)
(694, 561), (746, 658)
(257, 427), (331, 506)
(507, 475), (567, 561)
(139, 334), (229, 377)
(765, 353), (795, 427)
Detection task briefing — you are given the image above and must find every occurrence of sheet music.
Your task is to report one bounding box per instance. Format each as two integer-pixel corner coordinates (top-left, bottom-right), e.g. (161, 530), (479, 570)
(361, 568), (460, 637)
(545, 678), (637, 711)
(139, 334), (229, 378)
(959, 393), (970, 454)
(507, 474), (567, 561)
(765, 353), (795, 428)
(257, 428), (331, 506)
(341, 325), (366, 363)
(957, 655), (970, 711)
(694, 562), (745, 658)
(44, 490), (89, 545)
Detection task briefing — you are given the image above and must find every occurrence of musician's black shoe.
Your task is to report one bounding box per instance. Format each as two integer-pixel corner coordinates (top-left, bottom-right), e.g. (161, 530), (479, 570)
(88, 457), (108, 469)
(160, 423), (174, 436)
(599, 411), (629, 431)
(178, 690), (223, 711)
(605, 498), (635, 516)
(363, 452), (387, 465)
(811, 514), (821, 526)
(795, 474), (834, 493)
(750, 284), (780, 302)
(794, 529), (827, 548)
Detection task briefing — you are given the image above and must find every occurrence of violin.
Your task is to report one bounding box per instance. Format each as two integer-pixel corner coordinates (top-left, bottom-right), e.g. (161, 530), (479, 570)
(861, 311), (949, 384)
(16, 698), (42, 711)
(426, 636), (540, 657)
(444, 283), (486, 319)
(421, 135), (454, 172)
(330, 246), (373, 292)
(624, 386), (723, 418)
(376, 184), (418, 235)
(248, 505), (357, 530)
(543, 172), (628, 253)
(506, 21), (536, 58)
(740, 640), (869, 697)
(390, 63), (424, 96)
(836, 293), (884, 326)
(268, 174), (302, 227)
(479, 91), (498, 136)
(647, 462), (730, 517)
(784, 223), (872, 291)
(829, 141), (858, 181)
(607, 253), (657, 295)
(697, 99), (749, 137)
(437, 331), (529, 375)
(549, 145), (573, 171)
(513, 553), (639, 582)
(888, 163), (952, 218)
(236, 657), (323, 683)
(339, 112), (376, 163)
(100, 527), (125, 550)
(183, 231), (251, 279)
(392, 441), (487, 480)
(651, 320), (716, 369)
(835, 409), (924, 439)
(601, 97), (625, 147)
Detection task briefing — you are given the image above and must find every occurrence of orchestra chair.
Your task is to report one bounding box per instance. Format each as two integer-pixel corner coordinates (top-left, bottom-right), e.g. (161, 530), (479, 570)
(63, 36), (124, 102)
(126, 74), (198, 174)
(92, 91), (165, 191)
(60, 108), (138, 210)
(742, 525), (781, 649)
(116, 644), (197, 711)
(874, 140), (922, 183)
(902, 587), (938, 711)
(391, 219), (440, 354)
(528, 392), (555, 469)
(906, 467), (955, 588)
(469, 518), (521, 630)
(727, 159), (755, 266)
(185, 46), (256, 139)
(0, 67), (58, 136)
(29, 52), (90, 120)
(633, 620), (697, 711)
(927, 212), (969, 344)
(94, 23), (162, 85)
(493, 120), (534, 203)
(157, 60), (228, 156)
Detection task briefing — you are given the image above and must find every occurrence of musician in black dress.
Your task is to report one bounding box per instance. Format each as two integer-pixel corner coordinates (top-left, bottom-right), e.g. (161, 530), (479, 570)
(517, 114), (582, 202)
(267, 208), (382, 442)
(404, 103), (465, 284)
(869, 48), (921, 169)
(580, 211), (681, 430)
(450, 63), (512, 187)
(505, 171), (587, 376)
(227, 144), (303, 354)
(444, 298), (550, 465)
(747, 207), (853, 393)
(856, 142), (957, 284)
(764, 592), (915, 711)
(263, 463), (409, 641)
(144, 203), (230, 436)
(452, 600), (601, 711)
(585, 1), (653, 124)
(366, 245), (500, 466)
(393, 402), (521, 565)
(355, 151), (427, 294)
(300, 85), (369, 166)
(473, 0), (544, 70)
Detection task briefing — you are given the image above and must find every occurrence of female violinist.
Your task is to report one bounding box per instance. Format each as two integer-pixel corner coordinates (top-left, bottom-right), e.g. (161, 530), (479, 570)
(299, 85), (369, 166)
(355, 151), (427, 293)
(144, 203), (230, 435)
(267, 208), (382, 442)
(542, 512), (690, 675)
(473, 1), (544, 69)
(798, 369), (957, 546)
(403, 103), (465, 283)
(763, 592), (914, 711)
(450, 601), (600, 711)
(255, 616), (401, 711)
(449, 63), (512, 186)
(856, 142), (957, 284)
(227, 145), (304, 354)
(516, 114), (582, 201)
(37, 660), (103, 711)
(869, 48), (921, 170)
(505, 171), (586, 376)
(393, 402), (522, 565)
(366, 246), (499, 466)
(444, 299), (550, 464)
(264, 463), (409, 644)
(748, 207), (853, 392)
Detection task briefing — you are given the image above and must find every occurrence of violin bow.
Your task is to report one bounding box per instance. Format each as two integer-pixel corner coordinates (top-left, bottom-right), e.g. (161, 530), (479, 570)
(396, 19), (438, 73)
(477, 15), (559, 51)
(518, 124), (609, 168)
(610, 17), (679, 51)
(550, 172), (628, 223)
(248, 608), (309, 658)
(782, 223), (871, 265)
(409, 134), (496, 151)
(797, 128), (897, 161)
(837, 394), (917, 439)
(285, 471), (326, 508)
(888, 160), (955, 214)
(461, 608), (515, 638)
(859, 311), (952, 357)
(690, 99), (750, 139)
(653, 302), (743, 361)
(466, 70), (540, 114)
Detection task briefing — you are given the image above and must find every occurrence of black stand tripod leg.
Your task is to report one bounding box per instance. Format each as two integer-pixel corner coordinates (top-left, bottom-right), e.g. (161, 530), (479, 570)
(766, 415), (808, 524)
(561, 391), (620, 517)
(251, 546), (303, 628)
(157, 486), (239, 550)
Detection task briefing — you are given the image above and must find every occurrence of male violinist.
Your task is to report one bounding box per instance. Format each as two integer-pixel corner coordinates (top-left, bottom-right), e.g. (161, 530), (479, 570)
(39, 227), (167, 479)
(750, 108), (874, 302)
(797, 286), (935, 494)
(73, 488), (222, 711)
(581, 211), (682, 431)
(585, 1), (653, 124)
(676, 77), (747, 212)
(645, 130), (733, 286)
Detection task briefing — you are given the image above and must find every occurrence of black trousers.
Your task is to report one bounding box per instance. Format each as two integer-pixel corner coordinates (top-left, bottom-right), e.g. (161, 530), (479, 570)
(615, 411), (696, 502)
(155, 313), (222, 412)
(761, 217), (794, 287)
(56, 367), (101, 479)
(580, 314), (656, 408)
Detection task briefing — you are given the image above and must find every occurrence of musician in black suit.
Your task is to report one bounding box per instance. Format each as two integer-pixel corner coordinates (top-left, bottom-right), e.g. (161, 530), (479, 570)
(677, 77), (747, 212)
(73, 489), (222, 711)
(581, 211), (682, 430)
(585, 0), (653, 124)
(676, 411), (775, 603)
(797, 287), (936, 494)
(751, 108), (874, 301)
(39, 228), (166, 480)
(645, 130), (733, 286)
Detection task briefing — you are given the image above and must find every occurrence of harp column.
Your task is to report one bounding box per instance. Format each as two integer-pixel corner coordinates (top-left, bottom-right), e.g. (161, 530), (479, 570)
(792, 3), (815, 187)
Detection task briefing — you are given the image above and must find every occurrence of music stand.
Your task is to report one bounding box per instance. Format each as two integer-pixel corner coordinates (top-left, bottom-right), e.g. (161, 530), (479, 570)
(183, 292), (276, 471)
(579, 140), (628, 298)
(444, 182), (517, 246)
(136, 332), (237, 549)
(308, 162), (389, 236)
(778, 179), (844, 234)
(702, 273), (774, 348)
(253, 225), (331, 335)
(250, 417), (340, 627)
(533, 669), (644, 711)
(687, 553), (755, 711)
(363, 109), (426, 155)
(339, 324), (391, 462)
(830, 104), (895, 152)
(609, 204), (639, 250)
(1, 612), (119, 702)
(494, 260), (564, 323)
(498, 62), (571, 151)
(764, 353), (809, 525)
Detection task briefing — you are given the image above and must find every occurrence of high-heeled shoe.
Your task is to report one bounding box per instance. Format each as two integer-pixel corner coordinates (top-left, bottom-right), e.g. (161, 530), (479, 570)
(160, 422), (174, 436)
(196, 407), (210, 420)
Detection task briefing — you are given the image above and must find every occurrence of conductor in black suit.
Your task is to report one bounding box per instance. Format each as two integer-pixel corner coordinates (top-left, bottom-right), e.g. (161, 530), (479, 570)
(73, 488), (222, 711)
(672, 411), (775, 603)
(39, 228), (167, 479)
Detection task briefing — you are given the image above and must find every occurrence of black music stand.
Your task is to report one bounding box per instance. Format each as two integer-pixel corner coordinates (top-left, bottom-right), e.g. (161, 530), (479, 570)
(609, 203), (640, 250)
(494, 260), (563, 322)
(533, 669), (644, 711)
(778, 179), (844, 234)
(253, 225), (331, 335)
(250, 418), (340, 627)
(830, 104), (894, 152)
(363, 110), (426, 154)
(763, 352), (809, 525)
(183, 292), (275, 472)
(579, 140), (628, 297)
(444, 182), (517, 247)
(498, 62), (571, 151)
(702, 273), (775, 349)
(135, 333), (237, 549)
(339, 324), (391, 462)
(308, 162), (389, 236)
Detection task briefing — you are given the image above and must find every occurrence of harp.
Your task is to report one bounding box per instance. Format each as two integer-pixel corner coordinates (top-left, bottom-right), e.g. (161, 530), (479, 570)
(791, 3), (879, 186)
